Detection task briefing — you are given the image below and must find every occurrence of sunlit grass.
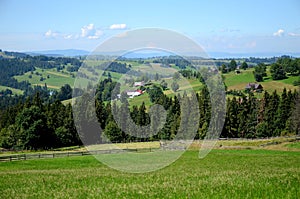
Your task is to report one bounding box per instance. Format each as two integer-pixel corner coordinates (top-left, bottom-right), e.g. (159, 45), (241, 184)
(0, 149), (299, 198)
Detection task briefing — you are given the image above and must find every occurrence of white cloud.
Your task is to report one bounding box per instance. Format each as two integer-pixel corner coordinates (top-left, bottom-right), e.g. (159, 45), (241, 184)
(109, 23), (127, 30)
(44, 30), (59, 38)
(45, 23), (103, 40)
(273, 29), (285, 37)
(64, 34), (73, 39)
(81, 24), (94, 37)
(80, 23), (102, 39)
(288, 32), (300, 37)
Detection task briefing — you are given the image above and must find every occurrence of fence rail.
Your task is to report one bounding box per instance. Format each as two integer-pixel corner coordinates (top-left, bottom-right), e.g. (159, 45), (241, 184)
(0, 147), (157, 162)
(1, 136), (299, 162)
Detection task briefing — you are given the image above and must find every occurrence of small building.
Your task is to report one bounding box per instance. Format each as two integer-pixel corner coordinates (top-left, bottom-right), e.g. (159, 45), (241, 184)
(134, 81), (145, 87)
(245, 83), (263, 92)
(126, 90), (143, 98)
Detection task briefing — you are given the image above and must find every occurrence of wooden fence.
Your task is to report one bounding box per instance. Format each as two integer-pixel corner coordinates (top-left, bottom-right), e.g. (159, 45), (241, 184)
(0, 148), (156, 162)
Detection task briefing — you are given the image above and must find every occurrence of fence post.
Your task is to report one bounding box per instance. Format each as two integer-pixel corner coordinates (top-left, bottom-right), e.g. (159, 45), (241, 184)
(10, 156), (12, 162)
(53, 153), (55, 158)
(24, 154), (26, 160)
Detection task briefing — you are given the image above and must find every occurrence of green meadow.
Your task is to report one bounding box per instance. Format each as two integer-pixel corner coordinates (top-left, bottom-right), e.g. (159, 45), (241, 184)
(14, 68), (75, 90)
(0, 148), (299, 198)
(223, 68), (298, 93)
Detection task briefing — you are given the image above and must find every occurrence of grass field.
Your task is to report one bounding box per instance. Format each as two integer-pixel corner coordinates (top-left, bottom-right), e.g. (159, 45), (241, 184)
(0, 85), (23, 95)
(128, 78), (203, 109)
(14, 68), (75, 90)
(285, 141), (300, 149)
(224, 68), (298, 94)
(0, 148), (299, 198)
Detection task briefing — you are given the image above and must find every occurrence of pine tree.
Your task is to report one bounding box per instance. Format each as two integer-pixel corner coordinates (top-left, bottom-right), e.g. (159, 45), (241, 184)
(288, 89), (300, 134)
(277, 88), (291, 132)
(103, 121), (122, 143)
(198, 85), (211, 138)
(241, 61), (248, 70)
(229, 60), (237, 71)
(264, 91), (280, 136)
(225, 97), (239, 137)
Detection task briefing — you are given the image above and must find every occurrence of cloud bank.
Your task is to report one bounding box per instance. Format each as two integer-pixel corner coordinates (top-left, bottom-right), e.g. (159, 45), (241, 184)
(109, 24), (127, 30)
(273, 29), (285, 37)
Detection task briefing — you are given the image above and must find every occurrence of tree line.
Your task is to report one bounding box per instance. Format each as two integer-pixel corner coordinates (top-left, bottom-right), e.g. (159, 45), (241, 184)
(0, 77), (299, 150)
(0, 92), (80, 150)
(75, 80), (300, 145)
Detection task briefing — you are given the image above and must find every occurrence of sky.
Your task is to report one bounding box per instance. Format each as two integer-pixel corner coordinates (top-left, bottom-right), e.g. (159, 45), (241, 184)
(0, 0), (300, 56)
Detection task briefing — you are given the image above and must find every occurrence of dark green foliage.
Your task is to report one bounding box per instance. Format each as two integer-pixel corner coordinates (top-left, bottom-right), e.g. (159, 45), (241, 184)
(0, 73), (299, 150)
(270, 63), (287, 80)
(0, 90), (81, 149)
(0, 58), (32, 90)
(16, 106), (54, 149)
(221, 64), (228, 73)
(95, 78), (118, 101)
(241, 61), (248, 70)
(266, 57), (300, 81)
(229, 59), (237, 71)
(103, 121), (122, 143)
(287, 89), (300, 134)
(253, 63), (267, 82)
(103, 62), (130, 74)
(57, 84), (73, 101)
(197, 86), (211, 139)
(152, 56), (190, 69)
(147, 85), (164, 103)
(160, 80), (168, 90)
(293, 76), (300, 86)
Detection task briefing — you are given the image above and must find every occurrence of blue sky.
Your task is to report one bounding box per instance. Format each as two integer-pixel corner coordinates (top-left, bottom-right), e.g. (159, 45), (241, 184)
(1, 0), (300, 55)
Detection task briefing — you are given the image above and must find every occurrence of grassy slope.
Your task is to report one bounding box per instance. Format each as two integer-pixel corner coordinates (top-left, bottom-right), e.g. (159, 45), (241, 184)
(224, 68), (298, 93)
(0, 85), (23, 95)
(0, 149), (299, 198)
(14, 68), (75, 90)
(128, 78), (202, 109)
(10, 61), (298, 94)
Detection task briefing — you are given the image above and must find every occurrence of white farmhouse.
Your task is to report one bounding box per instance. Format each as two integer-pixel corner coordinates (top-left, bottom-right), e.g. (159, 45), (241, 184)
(126, 90), (143, 98)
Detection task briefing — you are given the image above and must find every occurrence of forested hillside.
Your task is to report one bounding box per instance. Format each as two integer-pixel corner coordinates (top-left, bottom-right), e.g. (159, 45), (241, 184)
(0, 76), (299, 150)
(0, 51), (299, 150)
(0, 51), (81, 90)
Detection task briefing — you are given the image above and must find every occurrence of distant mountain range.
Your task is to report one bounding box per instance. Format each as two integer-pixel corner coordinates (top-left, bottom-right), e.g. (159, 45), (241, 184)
(18, 49), (300, 58)
(207, 52), (300, 59)
(26, 49), (90, 57)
